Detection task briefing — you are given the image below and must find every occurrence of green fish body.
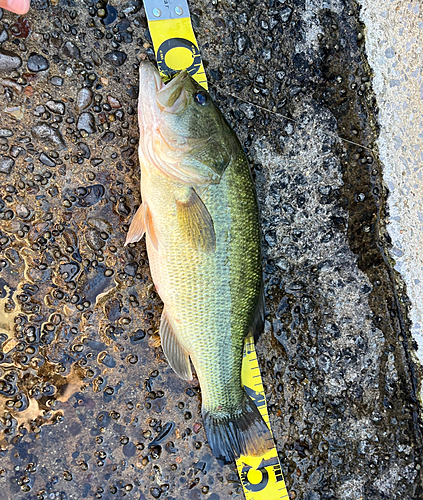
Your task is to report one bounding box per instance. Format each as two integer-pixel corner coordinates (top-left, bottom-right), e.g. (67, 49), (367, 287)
(126, 62), (272, 462)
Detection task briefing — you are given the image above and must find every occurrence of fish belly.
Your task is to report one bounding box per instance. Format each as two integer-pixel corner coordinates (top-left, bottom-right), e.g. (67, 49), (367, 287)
(142, 154), (261, 412)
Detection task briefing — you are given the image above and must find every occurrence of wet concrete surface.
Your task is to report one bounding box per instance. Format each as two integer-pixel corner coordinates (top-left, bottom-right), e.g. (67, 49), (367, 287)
(0, 1), (422, 499)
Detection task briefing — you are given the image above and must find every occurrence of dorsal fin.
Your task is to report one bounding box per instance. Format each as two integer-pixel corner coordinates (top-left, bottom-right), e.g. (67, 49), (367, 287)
(159, 308), (193, 381)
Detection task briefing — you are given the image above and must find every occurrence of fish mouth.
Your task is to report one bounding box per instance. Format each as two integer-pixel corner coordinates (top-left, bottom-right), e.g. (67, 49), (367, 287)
(155, 70), (188, 112)
(138, 62), (189, 126)
(138, 61), (164, 105)
(138, 61), (164, 131)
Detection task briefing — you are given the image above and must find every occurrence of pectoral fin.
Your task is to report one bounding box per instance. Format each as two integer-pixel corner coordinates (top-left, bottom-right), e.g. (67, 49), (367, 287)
(125, 202), (158, 251)
(125, 203), (146, 246)
(144, 203), (158, 251)
(159, 308), (193, 381)
(176, 188), (216, 252)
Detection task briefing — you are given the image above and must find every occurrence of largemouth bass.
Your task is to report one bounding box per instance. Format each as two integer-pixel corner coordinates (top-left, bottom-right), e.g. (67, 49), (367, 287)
(126, 62), (272, 463)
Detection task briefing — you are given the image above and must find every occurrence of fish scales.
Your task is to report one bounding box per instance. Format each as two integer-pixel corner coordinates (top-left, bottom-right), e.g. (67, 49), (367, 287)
(127, 62), (272, 462)
(144, 149), (261, 411)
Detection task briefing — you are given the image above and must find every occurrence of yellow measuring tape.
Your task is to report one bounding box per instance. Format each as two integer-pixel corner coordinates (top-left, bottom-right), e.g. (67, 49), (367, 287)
(143, 2), (289, 498)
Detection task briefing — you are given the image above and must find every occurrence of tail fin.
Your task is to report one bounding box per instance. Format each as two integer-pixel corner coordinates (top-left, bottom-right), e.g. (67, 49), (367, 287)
(202, 393), (273, 463)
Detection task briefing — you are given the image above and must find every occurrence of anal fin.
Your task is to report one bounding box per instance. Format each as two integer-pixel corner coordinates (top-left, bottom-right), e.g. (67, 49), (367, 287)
(176, 188), (216, 252)
(159, 308), (192, 381)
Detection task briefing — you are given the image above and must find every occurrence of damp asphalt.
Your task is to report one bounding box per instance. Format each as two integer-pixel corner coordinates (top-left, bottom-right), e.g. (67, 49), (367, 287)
(0, 1), (422, 500)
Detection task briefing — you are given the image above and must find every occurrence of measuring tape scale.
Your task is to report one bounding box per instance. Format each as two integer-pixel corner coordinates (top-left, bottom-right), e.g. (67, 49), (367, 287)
(142, 2), (289, 499)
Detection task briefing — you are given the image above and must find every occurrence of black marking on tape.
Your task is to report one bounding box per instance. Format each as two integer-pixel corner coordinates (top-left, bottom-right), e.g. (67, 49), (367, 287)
(156, 37), (202, 77)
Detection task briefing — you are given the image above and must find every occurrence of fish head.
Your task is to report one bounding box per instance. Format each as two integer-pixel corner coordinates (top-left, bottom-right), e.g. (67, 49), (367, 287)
(138, 62), (236, 185)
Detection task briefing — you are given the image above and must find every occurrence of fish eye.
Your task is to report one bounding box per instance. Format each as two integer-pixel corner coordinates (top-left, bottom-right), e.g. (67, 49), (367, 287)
(194, 91), (209, 106)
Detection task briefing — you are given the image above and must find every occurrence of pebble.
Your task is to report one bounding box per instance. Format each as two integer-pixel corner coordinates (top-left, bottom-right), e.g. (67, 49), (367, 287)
(46, 100), (65, 115)
(75, 184), (104, 207)
(32, 122), (66, 149)
(107, 95), (121, 108)
(75, 88), (93, 113)
(5, 106), (24, 120)
(50, 76), (64, 86)
(0, 155), (14, 174)
(1, 78), (23, 93)
(104, 51), (127, 67)
(27, 52), (50, 72)
(239, 102), (255, 119)
(76, 142), (90, 159)
(98, 352), (116, 368)
(280, 6), (292, 22)
(0, 128), (13, 137)
(16, 204), (31, 219)
(85, 228), (105, 250)
(0, 29), (8, 44)
(90, 158), (103, 167)
(63, 41), (81, 60)
(124, 262), (138, 277)
(10, 145), (22, 158)
(77, 112), (96, 134)
(39, 152), (56, 167)
(236, 34), (249, 54)
(0, 49), (22, 72)
(59, 262), (80, 282)
(101, 4), (118, 26)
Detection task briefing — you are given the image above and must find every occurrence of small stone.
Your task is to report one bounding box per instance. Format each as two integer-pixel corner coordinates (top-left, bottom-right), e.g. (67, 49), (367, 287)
(0, 128), (12, 137)
(0, 78), (23, 93)
(98, 352), (116, 368)
(27, 52), (49, 72)
(239, 102), (255, 119)
(90, 158), (103, 167)
(276, 70), (286, 81)
(85, 228), (105, 250)
(0, 29), (8, 44)
(101, 131), (115, 142)
(46, 100), (65, 115)
(0, 155), (14, 174)
(75, 184), (104, 207)
(10, 145), (22, 158)
(125, 85), (138, 99)
(77, 112), (96, 134)
(100, 3), (118, 25)
(32, 122), (66, 149)
(75, 88), (93, 113)
(16, 204), (31, 219)
(104, 51), (127, 67)
(236, 34), (249, 54)
(39, 152), (56, 167)
(50, 76), (64, 86)
(59, 262), (80, 282)
(124, 262), (138, 277)
(0, 49), (22, 72)
(107, 95), (121, 108)
(122, 442), (136, 458)
(63, 41), (81, 59)
(76, 142), (90, 159)
(279, 6), (292, 22)
(5, 106), (24, 120)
